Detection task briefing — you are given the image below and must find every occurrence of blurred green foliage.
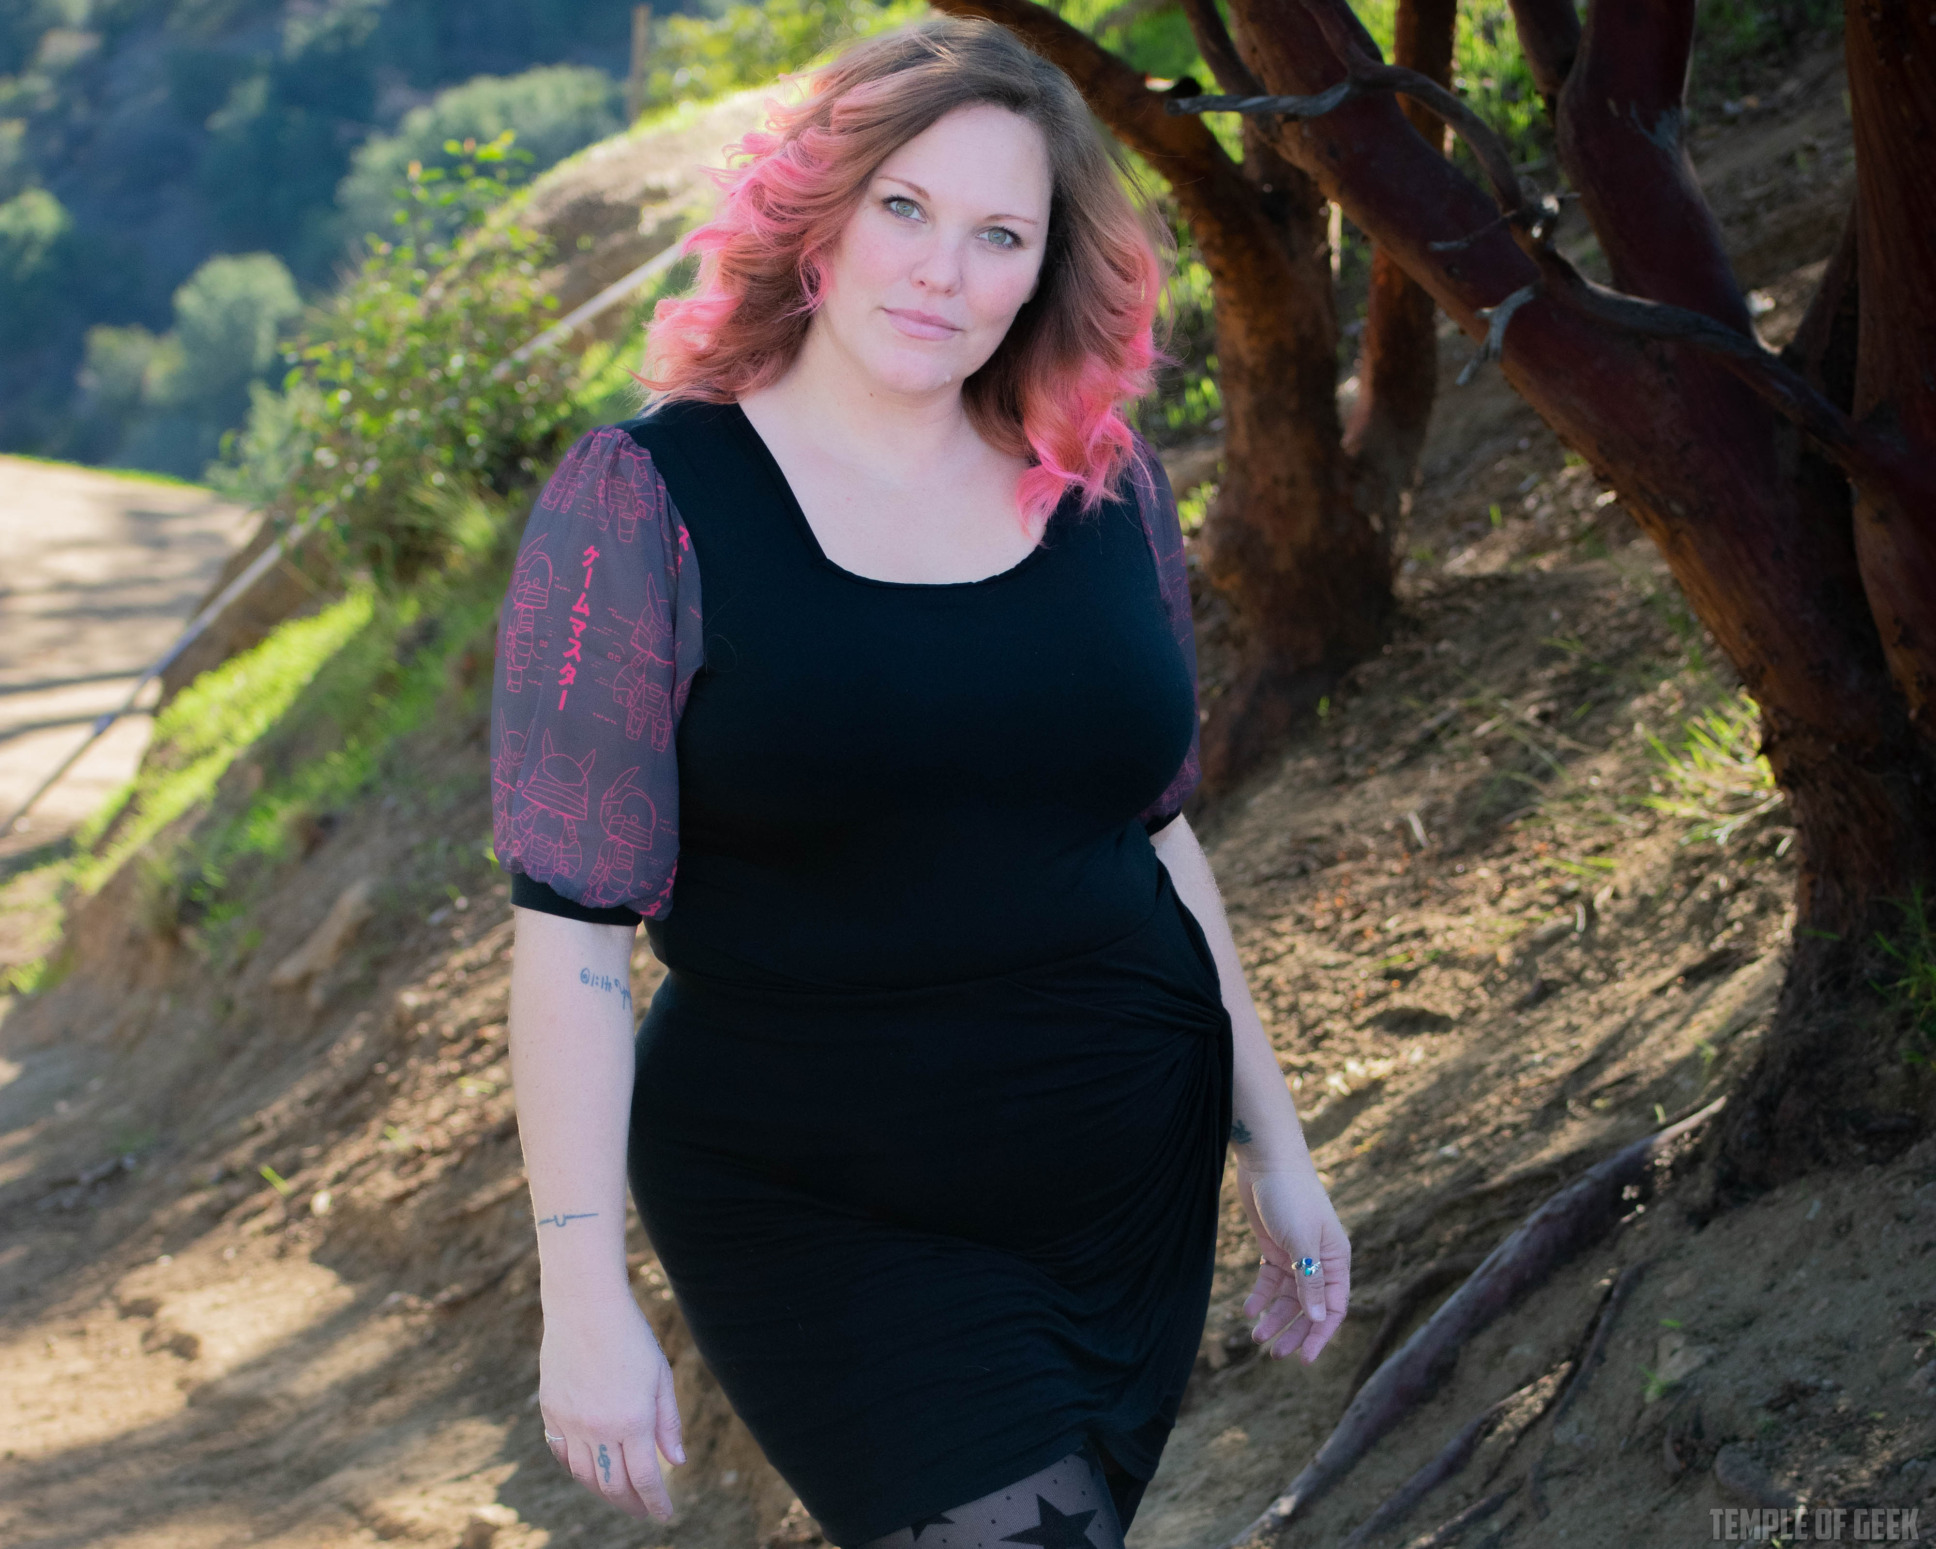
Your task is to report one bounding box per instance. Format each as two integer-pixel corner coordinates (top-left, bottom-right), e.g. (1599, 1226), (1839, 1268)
(240, 131), (584, 587)
(0, 0), (666, 460)
(70, 253), (303, 476)
(333, 66), (625, 254)
(0, 185), (74, 350)
(640, 0), (927, 108)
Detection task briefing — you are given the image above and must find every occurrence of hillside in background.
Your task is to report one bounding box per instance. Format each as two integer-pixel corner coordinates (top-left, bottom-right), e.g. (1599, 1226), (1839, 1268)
(0, 0), (703, 469)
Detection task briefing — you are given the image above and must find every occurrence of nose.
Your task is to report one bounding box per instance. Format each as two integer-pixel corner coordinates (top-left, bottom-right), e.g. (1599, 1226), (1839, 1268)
(907, 234), (964, 296)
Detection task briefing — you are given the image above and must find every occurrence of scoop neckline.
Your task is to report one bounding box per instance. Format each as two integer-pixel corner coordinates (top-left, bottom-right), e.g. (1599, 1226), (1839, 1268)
(724, 399), (1061, 592)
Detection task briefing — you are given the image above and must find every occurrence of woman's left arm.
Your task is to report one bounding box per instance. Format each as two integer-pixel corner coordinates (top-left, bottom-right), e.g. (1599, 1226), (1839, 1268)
(1152, 814), (1351, 1363)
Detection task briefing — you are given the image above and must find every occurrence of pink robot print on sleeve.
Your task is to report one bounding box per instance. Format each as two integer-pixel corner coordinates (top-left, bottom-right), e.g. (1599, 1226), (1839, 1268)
(488, 426), (704, 917)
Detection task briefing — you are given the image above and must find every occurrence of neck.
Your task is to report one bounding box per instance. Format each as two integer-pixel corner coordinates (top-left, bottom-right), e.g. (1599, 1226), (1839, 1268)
(752, 314), (980, 487)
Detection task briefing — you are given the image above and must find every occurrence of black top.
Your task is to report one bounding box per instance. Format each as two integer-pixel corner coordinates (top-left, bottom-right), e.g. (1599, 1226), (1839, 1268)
(511, 397), (1196, 991)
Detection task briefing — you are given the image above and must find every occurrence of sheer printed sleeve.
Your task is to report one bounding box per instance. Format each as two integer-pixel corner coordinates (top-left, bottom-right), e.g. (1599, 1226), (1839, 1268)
(488, 425), (703, 922)
(1128, 432), (1203, 836)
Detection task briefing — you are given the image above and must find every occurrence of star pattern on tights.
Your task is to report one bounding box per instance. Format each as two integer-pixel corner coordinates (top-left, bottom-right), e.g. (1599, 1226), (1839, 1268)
(911, 1515), (953, 1539)
(998, 1496), (1097, 1549)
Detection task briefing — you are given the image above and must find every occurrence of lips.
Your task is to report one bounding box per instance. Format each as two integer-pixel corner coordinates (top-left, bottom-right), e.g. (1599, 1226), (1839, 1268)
(883, 308), (960, 341)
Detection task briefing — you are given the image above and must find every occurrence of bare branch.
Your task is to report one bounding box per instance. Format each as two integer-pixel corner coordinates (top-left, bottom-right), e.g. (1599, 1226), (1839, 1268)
(1411, 1484), (1524, 1549)
(1167, 30), (1927, 532)
(1166, 62), (1529, 223)
(1166, 82), (1361, 120)
(1456, 283), (1538, 385)
(1177, 0), (1263, 97)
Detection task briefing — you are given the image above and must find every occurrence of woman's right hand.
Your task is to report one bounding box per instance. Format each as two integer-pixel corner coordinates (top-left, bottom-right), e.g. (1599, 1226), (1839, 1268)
(539, 1290), (687, 1520)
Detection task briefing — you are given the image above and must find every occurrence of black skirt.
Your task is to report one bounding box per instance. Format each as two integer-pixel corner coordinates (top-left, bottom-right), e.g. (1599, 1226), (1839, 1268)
(629, 858), (1232, 1545)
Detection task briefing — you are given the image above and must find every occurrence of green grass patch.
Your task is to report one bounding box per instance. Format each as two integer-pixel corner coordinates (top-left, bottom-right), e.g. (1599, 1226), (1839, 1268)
(1643, 688), (1785, 846)
(68, 591), (377, 901)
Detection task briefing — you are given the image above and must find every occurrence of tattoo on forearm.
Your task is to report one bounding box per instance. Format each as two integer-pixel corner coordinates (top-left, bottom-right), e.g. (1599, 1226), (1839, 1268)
(1231, 1118), (1253, 1145)
(598, 1442), (613, 1484)
(578, 966), (632, 1011)
(537, 1211), (599, 1228)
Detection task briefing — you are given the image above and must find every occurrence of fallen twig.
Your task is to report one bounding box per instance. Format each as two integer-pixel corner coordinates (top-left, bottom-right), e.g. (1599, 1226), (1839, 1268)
(1219, 1099), (1722, 1549)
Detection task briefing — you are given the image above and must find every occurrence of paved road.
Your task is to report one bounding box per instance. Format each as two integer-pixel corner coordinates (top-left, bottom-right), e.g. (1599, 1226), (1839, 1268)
(0, 457), (257, 863)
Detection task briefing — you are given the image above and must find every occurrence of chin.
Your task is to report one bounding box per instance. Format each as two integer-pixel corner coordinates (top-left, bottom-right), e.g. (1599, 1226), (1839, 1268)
(863, 347), (977, 397)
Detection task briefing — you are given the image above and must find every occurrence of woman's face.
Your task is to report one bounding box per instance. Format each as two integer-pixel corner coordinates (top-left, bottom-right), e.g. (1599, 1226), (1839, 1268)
(810, 101), (1052, 399)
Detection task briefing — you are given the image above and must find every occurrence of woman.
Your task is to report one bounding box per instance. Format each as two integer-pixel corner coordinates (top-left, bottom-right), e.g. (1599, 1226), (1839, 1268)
(491, 17), (1349, 1546)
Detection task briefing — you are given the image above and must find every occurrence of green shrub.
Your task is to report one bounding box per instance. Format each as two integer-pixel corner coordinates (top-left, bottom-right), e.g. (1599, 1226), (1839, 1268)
(225, 130), (584, 587)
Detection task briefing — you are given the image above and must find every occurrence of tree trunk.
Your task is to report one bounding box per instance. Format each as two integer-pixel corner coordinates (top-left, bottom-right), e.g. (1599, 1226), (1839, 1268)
(1844, 0), (1936, 746)
(1341, 0), (1457, 544)
(1199, 120), (1392, 788)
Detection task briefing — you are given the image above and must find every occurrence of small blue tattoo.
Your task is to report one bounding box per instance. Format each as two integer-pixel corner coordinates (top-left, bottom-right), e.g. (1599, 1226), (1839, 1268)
(579, 966), (632, 1011)
(537, 1212), (598, 1228)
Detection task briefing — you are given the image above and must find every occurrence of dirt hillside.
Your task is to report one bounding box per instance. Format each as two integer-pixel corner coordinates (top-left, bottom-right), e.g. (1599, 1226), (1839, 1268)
(1, 30), (1930, 1549)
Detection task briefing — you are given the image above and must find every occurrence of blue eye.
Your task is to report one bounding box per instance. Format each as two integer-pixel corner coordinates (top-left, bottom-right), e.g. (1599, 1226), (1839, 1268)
(984, 227), (1022, 250)
(884, 195), (920, 219)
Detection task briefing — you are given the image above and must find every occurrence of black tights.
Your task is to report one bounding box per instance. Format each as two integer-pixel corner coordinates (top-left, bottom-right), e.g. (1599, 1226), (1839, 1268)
(857, 1439), (1144, 1549)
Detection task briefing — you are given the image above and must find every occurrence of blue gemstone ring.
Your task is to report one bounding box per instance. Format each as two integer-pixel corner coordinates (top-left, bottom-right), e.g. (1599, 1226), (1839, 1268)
(1294, 1256), (1319, 1278)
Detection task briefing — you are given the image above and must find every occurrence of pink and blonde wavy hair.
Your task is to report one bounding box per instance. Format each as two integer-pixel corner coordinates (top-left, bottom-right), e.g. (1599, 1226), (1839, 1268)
(631, 15), (1176, 535)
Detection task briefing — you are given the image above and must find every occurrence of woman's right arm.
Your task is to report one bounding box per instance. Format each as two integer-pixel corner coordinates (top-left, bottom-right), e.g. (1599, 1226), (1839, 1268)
(508, 904), (686, 1519)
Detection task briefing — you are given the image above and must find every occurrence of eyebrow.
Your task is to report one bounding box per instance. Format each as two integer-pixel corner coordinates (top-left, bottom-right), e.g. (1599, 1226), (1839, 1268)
(877, 173), (1042, 225)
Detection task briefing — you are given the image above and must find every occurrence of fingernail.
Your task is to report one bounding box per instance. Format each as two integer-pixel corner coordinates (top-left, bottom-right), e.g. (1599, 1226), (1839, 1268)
(673, 1444), (686, 1464)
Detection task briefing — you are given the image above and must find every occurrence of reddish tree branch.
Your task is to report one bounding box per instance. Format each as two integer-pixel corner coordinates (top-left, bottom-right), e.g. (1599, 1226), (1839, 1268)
(1343, 0), (1458, 561)
(1178, 0), (1263, 97)
(1506, 0), (1581, 105)
(1557, 0), (1748, 326)
(1168, 46), (1931, 628)
(1782, 197), (1859, 410)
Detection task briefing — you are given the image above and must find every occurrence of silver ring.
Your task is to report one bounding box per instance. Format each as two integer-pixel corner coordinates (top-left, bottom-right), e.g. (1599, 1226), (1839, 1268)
(545, 1431), (566, 1443)
(1294, 1256), (1319, 1277)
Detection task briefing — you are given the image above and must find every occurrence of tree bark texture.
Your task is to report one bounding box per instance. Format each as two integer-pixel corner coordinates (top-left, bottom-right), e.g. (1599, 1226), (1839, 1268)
(1341, 0), (1458, 547)
(1844, 0), (1936, 744)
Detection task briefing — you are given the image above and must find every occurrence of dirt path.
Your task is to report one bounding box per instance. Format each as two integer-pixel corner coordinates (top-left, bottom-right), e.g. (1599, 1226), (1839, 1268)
(0, 457), (257, 860)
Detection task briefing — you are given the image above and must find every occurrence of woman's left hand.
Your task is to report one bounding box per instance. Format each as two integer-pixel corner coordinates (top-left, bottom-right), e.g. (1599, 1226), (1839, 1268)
(1236, 1155), (1351, 1363)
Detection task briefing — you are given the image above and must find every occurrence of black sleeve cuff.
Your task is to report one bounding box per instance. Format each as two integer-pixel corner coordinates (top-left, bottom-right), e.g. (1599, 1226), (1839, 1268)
(509, 869), (643, 926)
(1144, 811), (1180, 837)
